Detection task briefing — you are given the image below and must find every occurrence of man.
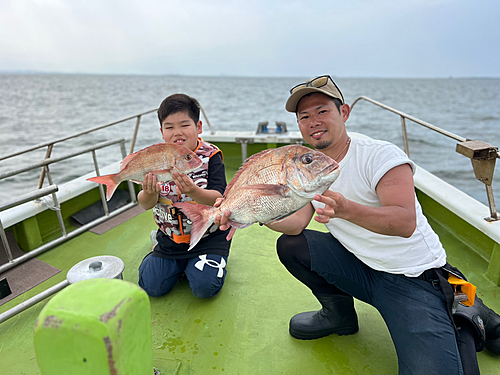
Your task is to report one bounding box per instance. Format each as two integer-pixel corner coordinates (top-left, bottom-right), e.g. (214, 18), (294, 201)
(217, 75), (500, 374)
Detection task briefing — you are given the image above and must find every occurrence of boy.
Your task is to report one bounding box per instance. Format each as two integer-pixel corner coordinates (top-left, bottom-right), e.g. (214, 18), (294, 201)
(138, 93), (230, 298)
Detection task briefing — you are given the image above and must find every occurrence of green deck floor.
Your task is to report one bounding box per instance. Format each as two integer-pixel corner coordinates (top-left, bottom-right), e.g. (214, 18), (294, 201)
(1, 210), (500, 374)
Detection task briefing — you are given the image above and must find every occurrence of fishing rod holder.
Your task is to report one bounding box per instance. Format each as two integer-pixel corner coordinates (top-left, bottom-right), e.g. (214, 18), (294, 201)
(456, 140), (499, 221)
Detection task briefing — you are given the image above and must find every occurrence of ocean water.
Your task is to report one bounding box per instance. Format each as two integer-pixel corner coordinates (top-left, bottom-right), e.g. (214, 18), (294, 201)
(0, 74), (499, 208)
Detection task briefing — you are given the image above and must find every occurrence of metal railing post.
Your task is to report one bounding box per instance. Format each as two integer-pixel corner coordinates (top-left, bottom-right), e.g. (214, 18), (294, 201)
(0, 219), (13, 262)
(91, 150), (110, 216)
(0, 185), (59, 268)
(199, 103), (215, 135)
(485, 186), (498, 221)
(129, 115), (142, 154)
(120, 141), (137, 204)
(401, 116), (410, 157)
(37, 144), (54, 189)
(236, 138), (253, 164)
(43, 165), (67, 237)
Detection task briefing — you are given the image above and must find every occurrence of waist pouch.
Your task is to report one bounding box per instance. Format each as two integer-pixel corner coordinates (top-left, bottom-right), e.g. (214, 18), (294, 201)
(418, 262), (476, 333)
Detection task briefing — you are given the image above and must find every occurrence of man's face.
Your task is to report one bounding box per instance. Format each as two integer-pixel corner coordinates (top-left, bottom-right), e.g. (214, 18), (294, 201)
(161, 111), (202, 152)
(296, 93), (349, 151)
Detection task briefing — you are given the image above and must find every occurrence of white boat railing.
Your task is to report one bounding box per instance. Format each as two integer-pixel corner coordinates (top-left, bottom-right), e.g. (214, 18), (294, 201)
(0, 101), (219, 274)
(0, 138), (136, 274)
(0, 109), (157, 190)
(351, 96), (499, 222)
(0, 102), (215, 191)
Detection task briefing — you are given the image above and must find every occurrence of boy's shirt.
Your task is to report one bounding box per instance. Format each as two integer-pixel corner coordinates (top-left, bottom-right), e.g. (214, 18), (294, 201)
(151, 140), (230, 259)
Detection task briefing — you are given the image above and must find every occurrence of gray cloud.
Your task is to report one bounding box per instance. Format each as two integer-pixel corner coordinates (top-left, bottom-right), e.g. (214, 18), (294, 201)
(1, 0), (499, 77)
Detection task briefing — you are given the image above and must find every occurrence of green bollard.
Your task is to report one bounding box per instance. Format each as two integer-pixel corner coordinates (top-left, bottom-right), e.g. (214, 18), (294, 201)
(34, 278), (153, 375)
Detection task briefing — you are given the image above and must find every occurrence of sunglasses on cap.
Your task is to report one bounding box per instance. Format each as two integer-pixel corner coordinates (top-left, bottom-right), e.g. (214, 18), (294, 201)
(289, 75), (345, 104)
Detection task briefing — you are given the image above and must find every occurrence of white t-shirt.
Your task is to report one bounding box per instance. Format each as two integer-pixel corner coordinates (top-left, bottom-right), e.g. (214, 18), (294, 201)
(312, 137), (447, 277)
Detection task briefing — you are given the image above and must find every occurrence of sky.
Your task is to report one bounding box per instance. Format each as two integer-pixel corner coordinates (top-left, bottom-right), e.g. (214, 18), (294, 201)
(1, 0), (499, 78)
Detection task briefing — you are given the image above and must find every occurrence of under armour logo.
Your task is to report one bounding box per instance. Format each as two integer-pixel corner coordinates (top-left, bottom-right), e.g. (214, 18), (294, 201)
(194, 254), (226, 278)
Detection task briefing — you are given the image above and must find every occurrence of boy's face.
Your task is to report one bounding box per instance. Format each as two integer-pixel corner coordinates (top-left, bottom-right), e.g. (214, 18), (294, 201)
(161, 111), (202, 152)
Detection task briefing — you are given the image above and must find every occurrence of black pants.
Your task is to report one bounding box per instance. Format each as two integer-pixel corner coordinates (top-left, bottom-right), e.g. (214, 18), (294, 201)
(277, 231), (479, 375)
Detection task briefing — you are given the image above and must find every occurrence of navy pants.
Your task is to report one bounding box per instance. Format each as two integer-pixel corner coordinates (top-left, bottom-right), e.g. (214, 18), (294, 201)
(138, 252), (228, 298)
(277, 230), (463, 375)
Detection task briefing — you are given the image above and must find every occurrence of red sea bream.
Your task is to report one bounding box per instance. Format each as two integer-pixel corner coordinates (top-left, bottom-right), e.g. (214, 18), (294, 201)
(174, 145), (340, 250)
(87, 143), (202, 200)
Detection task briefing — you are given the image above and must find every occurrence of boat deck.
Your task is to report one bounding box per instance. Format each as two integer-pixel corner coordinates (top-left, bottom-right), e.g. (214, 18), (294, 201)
(1, 205), (500, 374)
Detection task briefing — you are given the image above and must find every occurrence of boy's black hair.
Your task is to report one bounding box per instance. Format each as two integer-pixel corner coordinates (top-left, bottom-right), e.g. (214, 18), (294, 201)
(158, 93), (200, 126)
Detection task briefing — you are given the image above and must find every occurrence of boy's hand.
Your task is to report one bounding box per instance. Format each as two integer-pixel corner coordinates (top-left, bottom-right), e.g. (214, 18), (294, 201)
(172, 172), (196, 195)
(138, 173), (161, 210)
(142, 173), (161, 195)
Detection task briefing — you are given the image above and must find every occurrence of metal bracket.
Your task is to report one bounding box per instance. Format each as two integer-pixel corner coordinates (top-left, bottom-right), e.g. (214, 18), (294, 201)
(456, 140), (499, 221)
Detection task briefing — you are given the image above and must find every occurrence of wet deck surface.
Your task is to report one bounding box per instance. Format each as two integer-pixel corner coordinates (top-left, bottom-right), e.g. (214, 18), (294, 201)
(1, 209), (499, 374)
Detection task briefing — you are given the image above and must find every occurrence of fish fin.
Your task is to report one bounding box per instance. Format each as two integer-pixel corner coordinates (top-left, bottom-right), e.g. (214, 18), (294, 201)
(224, 149), (275, 195)
(240, 184), (290, 196)
(87, 174), (120, 201)
(227, 221), (252, 229)
(120, 149), (143, 170)
(173, 202), (216, 251)
(265, 210), (298, 224)
(224, 221), (253, 240)
(119, 143), (167, 170)
(226, 227), (237, 241)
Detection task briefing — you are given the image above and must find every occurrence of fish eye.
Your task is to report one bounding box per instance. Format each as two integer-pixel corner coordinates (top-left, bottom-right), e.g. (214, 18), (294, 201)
(185, 154), (192, 161)
(301, 154), (314, 164)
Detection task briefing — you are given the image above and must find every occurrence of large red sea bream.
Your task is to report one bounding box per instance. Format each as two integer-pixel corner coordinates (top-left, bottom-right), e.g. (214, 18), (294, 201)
(174, 145), (340, 250)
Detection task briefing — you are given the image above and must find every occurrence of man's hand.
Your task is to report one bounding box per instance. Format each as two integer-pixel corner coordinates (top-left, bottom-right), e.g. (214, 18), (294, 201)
(312, 164), (417, 238)
(313, 191), (350, 223)
(213, 197), (232, 231)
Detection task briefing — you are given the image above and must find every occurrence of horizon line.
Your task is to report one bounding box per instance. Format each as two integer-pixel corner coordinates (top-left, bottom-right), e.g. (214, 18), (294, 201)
(0, 70), (499, 80)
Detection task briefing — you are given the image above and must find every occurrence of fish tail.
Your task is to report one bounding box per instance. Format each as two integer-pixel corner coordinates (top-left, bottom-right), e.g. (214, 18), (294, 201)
(173, 202), (216, 251)
(87, 174), (120, 201)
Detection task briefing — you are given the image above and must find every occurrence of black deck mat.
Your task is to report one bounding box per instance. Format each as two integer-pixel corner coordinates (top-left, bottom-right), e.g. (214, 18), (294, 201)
(0, 230), (61, 306)
(69, 189), (132, 227)
(89, 204), (146, 235)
